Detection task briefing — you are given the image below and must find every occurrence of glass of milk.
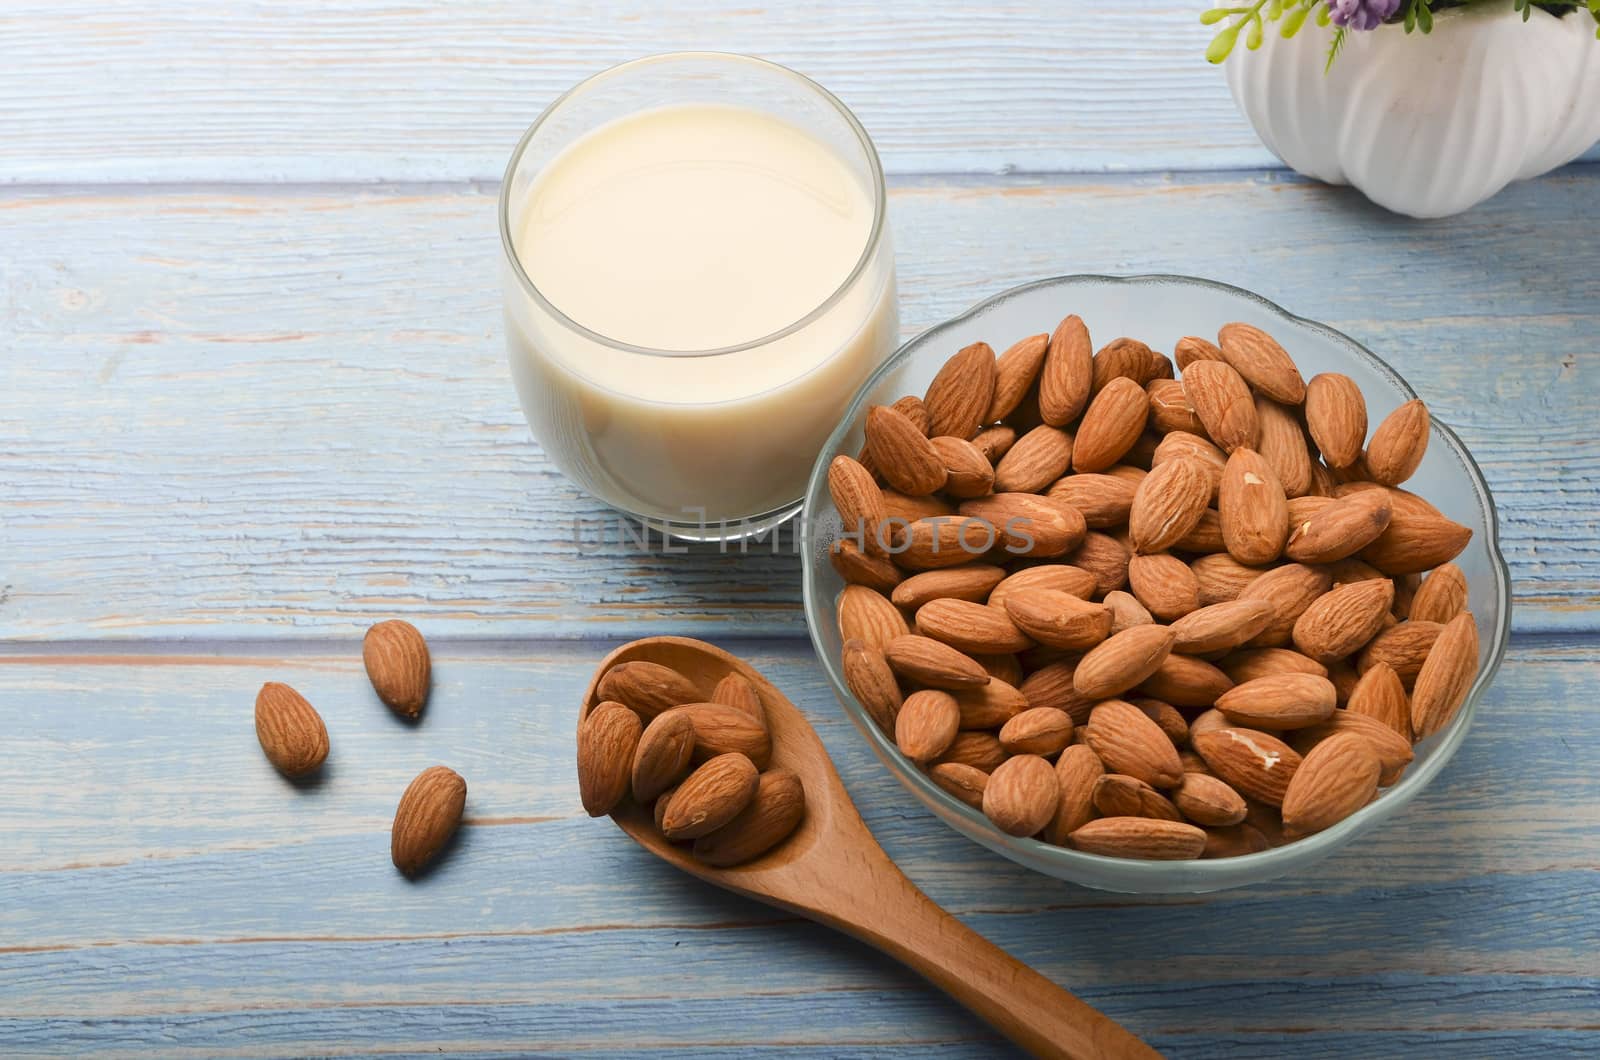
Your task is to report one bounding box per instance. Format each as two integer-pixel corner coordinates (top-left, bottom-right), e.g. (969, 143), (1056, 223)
(500, 52), (898, 542)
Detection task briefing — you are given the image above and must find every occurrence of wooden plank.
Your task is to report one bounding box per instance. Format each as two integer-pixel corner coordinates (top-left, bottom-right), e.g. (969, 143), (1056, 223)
(6, 0), (1592, 184)
(3, 172), (1596, 640)
(0, 636), (1594, 1054)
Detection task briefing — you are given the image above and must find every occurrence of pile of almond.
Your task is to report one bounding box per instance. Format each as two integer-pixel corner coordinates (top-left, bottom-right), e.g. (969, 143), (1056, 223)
(829, 318), (1479, 860)
(579, 659), (807, 866)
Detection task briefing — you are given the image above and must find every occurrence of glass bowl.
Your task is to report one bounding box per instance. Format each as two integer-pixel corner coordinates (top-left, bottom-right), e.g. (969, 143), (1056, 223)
(799, 274), (1512, 894)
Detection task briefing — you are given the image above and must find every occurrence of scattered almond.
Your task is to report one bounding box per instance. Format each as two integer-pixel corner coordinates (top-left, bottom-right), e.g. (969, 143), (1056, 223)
(364, 619), (432, 720)
(391, 765), (467, 877)
(254, 682), (330, 778)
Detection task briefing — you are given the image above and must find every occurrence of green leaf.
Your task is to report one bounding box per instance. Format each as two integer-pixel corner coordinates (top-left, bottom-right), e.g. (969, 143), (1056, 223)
(1404, 0), (1417, 33)
(1281, 2), (1312, 37)
(1200, 8), (1232, 25)
(1207, 21), (1244, 64)
(1324, 26), (1347, 73)
(1247, 14), (1265, 49)
(1316, 4), (1332, 26)
(1418, 2), (1433, 31)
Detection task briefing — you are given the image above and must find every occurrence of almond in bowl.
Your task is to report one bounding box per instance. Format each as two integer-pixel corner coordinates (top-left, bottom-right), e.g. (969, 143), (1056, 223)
(802, 276), (1508, 892)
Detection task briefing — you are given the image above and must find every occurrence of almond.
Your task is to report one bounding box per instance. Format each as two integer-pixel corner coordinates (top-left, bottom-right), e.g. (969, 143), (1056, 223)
(1291, 710), (1414, 786)
(1127, 552), (1201, 621)
(692, 768), (806, 867)
(1410, 562), (1468, 624)
(1219, 448), (1288, 565)
(983, 754), (1059, 836)
(891, 394), (933, 435)
(891, 564), (1007, 609)
(1152, 431), (1228, 497)
(894, 689), (961, 763)
(1291, 578), (1395, 663)
(881, 489), (956, 525)
(630, 709), (697, 802)
(1019, 661), (1098, 724)
(363, 619), (432, 719)
(936, 730), (1009, 772)
(1254, 395), (1314, 498)
(1366, 399), (1429, 486)
(391, 765), (467, 876)
(1192, 728), (1302, 807)
(1104, 590), (1155, 634)
(1181, 359), (1258, 453)
(930, 435), (997, 499)
(891, 515), (999, 570)
(1071, 376), (1149, 472)
(974, 652), (1024, 686)
(1067, 532), (1132, 595)
(924, 341), (997, 440)
(1048, 472), (1137, 529)
(1281, 732), (1380, 838)
(597, 660), (701, 722)
(994, 425), (1074, 493)
(1305, 373), (1367, 469)
(577, 703), (642, 817)
(830, 538), (903, 592)
(988, 332), (1050, 422)
(710, 673), (765, 726)
(1220, 647), (1328, 684)
(1068, 817), (1206, 859)
(1039, 314), (1094, 426)
(1216, 322), (1306, 404)
(1137, 653), (1234, 707)
(885, 634), (992, 690)
(1130, 697), (1190, 747)
(1188, 709), (1229, 741)
(1238, 563), (1334, 647)
(1174, 335), (1224, 369)
(958, 493), (1087, 557)
(1167, 599), (1276, 655)
(1191, 552), (1266, 606)
(828, 454), (888, 552)
(254, 682), (330, 778)
(1215, 673), (1337, 730)
(999, 706), (1076, 757)
(1128, 456), (1212, 554)
(1085, 699), (1184, 788)
(1410, 611), (1480, 740)
(1042, 744), (1104, 844)
(866, 404), (948, 496)
(1092, 773), (1182, 821)
(837, 584), (910, 649)
(1174, 509), (1226, 554)
(1172, 772), (1248, 826)
(917, 598), (1034, 654)
(1002, 588), (1112, 650)
(1357, 620), (1442, 687)
(1346, 661), (1413, 741)
(661, 702), (773, 769)
(972, 424), (1019, 463)
(1147, 378), (1207, 435)
(1284, 489), (1393, 564)
(660, 753), (760, 840)
(987, 563), (1097, 612)
(1073, 624), (1176, 699)
(840, 638), (902, 735)
(1359, 507), (1472, 574)
(929, 761), (990, 809)
(1093, 336), (1166, 394)
(1201, 823), (1270, 858)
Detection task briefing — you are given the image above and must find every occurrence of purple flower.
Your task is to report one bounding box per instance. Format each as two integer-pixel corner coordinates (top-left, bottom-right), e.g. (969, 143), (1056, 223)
(1326, 0), (1402, 31)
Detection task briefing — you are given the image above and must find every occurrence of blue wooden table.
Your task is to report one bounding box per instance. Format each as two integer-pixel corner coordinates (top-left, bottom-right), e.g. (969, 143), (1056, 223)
(3, 4), (1597, 1057)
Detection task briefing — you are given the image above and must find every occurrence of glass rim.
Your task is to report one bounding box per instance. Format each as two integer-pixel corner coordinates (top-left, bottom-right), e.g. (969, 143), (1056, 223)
(497, 50), (889, 360)
(801, 272), (1514, 890)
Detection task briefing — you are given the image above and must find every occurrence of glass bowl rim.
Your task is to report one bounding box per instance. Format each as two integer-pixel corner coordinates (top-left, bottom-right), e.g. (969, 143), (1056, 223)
(800, 272), (1513, 887)
(496, 50), (889, 360)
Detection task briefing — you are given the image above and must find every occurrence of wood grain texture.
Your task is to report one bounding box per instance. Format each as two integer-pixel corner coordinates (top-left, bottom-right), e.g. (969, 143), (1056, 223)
(3, 171), (1597, 640)
(0, 637), (1595, 1055)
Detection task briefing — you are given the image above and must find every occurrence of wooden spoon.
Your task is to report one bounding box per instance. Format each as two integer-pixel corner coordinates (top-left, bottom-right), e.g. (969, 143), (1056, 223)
(581, 636), (1161, 1060)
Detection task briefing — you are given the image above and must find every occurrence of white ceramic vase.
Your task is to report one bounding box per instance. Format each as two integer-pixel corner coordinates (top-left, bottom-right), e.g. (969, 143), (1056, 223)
(1225, 3), (1600, 218)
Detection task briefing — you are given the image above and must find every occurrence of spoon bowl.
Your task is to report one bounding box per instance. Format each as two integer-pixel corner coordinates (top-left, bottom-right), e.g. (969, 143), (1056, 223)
(582, 636), (1161, 1060)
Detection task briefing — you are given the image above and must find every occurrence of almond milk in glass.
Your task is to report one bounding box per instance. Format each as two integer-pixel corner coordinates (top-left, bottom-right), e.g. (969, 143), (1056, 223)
(500, 53), (898, 541)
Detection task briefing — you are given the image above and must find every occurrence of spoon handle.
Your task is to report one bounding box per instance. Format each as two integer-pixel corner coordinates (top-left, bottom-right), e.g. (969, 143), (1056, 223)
(820, 860), (1162, 1060)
